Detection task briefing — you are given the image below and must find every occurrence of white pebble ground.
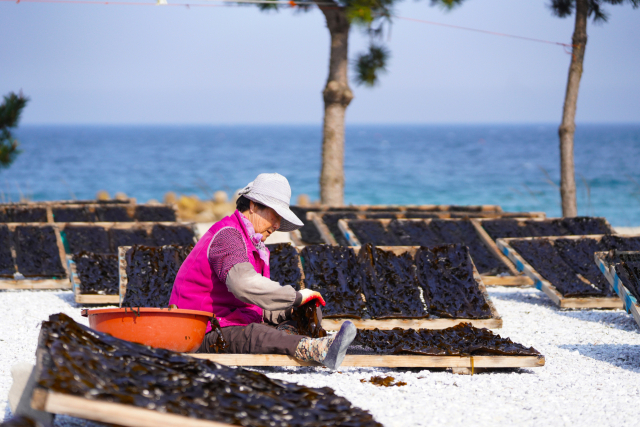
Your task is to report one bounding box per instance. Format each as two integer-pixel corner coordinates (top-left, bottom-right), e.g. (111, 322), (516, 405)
(1, 287), (639, 426)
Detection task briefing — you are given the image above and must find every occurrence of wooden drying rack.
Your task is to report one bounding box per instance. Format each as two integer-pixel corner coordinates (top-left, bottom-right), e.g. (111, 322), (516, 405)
(594, 251), (640, 328)
(0, 223), (71, 290)
(67, 222), (198, 305)
(496, 234), (632, 309)
(336, 217), (534, 287)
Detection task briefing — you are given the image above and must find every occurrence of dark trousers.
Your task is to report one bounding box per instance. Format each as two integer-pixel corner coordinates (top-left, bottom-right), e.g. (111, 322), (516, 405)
(197, 307), (323, 355)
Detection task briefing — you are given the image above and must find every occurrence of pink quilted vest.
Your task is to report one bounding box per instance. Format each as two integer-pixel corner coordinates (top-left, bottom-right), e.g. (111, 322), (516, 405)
(169, 210), (268, 331)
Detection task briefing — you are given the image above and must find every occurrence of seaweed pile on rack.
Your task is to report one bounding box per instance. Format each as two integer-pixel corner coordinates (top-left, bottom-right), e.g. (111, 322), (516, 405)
(53, 206), (96, 222)
(0, 206), (47, 223)
(63, 225), (111, 254)
(301, 245), (366, 318)
(554, 238), (613, 296)
(36, 313), (382, 427)
(358, 244), (428, 319)
(290, 206), (324, 244)
(509, 239), (603, 297)
(598, 235), (640, 252)
(121, 245), (193, 308)
(481, 217), (613, 239)
(353, 219), (507, 275)
(415, 244), (492, 318)
(13, 226), (66, 277)
(606, 251), (640, 302)
(72, 251), (119, 294)
(267, 243), (302, 290)
(134, 205), (176, 222)
(151, 224), (196, 246)
(95, 205), (134, 222)
(321, 212), (358, 245)
(350, 323), (539, 356)
(0, 225), (15, 276)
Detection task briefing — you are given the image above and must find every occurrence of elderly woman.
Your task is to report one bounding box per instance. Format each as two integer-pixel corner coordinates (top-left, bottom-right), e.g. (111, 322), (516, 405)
(169, 173), (356, 369)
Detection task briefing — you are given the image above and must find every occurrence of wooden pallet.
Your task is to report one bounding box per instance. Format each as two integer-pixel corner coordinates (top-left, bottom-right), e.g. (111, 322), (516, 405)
(68, 256), (119, 305)
(189, 353), (545, 368)
(594, 252), (640, 328)
(297, 245), (503, 329)
(496, 235), (627, 309)
(31, 389), (233, 427)
(0, 223), (71, 290)
(338, 217), (533, 287)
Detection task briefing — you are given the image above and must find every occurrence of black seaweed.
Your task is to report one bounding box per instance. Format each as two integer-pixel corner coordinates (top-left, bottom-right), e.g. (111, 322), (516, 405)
(509, 239), (601, 297)
(349, 220), (402, 246)
(0, 416), (37, 427)
(95, 206), (133, 222)
(14, 226), (66, 277)
(52, 207), (96, 222)
(291, 301), (327, 338)
(0, 206), (47, 223)
(0, 225), (15, 276)
(415, 244), (492, 319)
(482, 217), (612, 240)
(351, 323), (540, 356)
(562, 217), (613, 235)
(63, 225), (110, 254)
(554, 238), (613, 296)
(301, 245), (366, 318)
(388, 219), (442, 247)
(615, 259), (640, 302)
(135, 206), (176, 222)
(121, 245), (192, 308)
(360, 376), (406, 387)
(267, 243), (302, 290)
(322, 213), (357, 246)
(73, 252), (119, 295)
(481, 219), (528, 240)
(290, 206), (324, 244)
(109, 228), (151, 253)
(598, 235), (640, 252)
(37, 313), (382, 427)
(358, 244), (428, 319)
(207, 315), (229, 353)
(151, 224), (196, 246)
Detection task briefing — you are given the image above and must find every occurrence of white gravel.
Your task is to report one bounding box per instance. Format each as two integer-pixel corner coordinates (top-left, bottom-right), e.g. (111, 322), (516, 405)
(2, 287), (640, 426)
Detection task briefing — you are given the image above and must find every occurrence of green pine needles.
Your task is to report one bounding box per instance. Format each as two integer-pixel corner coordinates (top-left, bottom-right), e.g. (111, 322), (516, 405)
(354, 45), (390, 87)
(0, 92), (29, 169)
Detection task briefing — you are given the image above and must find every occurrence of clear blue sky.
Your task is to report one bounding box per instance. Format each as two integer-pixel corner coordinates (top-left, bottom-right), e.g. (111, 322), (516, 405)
(1, 0), (638, 124)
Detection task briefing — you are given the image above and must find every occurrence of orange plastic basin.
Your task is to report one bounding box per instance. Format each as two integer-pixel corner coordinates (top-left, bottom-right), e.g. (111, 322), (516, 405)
(82, 308), (213, 353)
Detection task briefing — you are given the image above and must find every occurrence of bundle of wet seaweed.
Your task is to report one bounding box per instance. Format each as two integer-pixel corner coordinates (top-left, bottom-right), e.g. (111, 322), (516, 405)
(352, 323), (540, 356)
(36, 313), (382, 427)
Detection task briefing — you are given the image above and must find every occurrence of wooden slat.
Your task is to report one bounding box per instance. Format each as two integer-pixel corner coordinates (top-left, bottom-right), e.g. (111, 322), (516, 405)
(480, 275), (534, 286)
(189, 353), (545, 368)
(0, 279), (72, 290)
(308, 212), (337, 245)
(496, 237), (624, 309)
(31, 389), (233, 427)
(338, 218), (361, 246)
(470, 219), (519, 276)
(595, 252), (640, 328)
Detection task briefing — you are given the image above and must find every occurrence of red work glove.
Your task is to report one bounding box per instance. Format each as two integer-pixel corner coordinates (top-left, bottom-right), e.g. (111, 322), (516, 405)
(298, 289), (326, 307)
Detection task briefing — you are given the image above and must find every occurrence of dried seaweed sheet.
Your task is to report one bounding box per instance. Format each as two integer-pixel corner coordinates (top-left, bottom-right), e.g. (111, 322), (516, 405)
(482, 217), (611, 240)
(351, 323), (539, 356)
(428, 219), (507, 275)
(554, 238), (613, 296)
(109, 228), (151, 253)
(301, 245), (366, 318)
(14, 226), (65, 277)
(95, 206), (133, 222)
(63, 225), (110, 254)
(73, 252), (119, 295)
(290, 206), (324, 244)
(53, 207), (96, 222)
(415, 244), (492, 319)
(598, 235), (640, 252)
(358, 244), (428, 319)
(135, 206), (176, 222)
(121, 245), (193, 308)
(509, 239), (601, 297)
(322, 213), (357, 246)
(0, 225), (16, 276)
(266, 243), (302, 290)
(612, 255), (640, 302)
(37, 313), (382, 427)
(0, 206), (47, 223)
(349, 220), (402, 246)
(388, 220), (442, 247)
(151, 224), (196, 246)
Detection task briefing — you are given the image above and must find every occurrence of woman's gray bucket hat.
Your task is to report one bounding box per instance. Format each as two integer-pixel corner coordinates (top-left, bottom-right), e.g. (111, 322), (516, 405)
(239, 173), (304, 232)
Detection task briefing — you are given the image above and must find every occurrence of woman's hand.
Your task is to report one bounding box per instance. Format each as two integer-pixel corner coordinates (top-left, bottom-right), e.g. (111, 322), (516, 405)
(298, 289), (326, 307)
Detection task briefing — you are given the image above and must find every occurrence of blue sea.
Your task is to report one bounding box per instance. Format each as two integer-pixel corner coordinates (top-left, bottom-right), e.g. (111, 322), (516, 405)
(6, 124), (640, 227)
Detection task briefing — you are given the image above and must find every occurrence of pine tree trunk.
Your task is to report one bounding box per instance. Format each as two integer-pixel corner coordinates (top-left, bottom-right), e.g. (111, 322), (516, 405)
(318, 5), (353, 206)
(558, 0), (588, 217)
